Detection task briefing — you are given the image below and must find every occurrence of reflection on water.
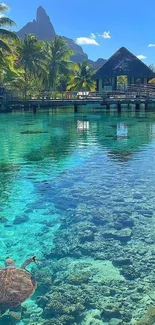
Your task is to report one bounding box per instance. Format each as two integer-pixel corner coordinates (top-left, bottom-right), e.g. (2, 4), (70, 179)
(0, 110), (155, 324)
(117, 123), (128, 139)
(77, 120), (89, 131)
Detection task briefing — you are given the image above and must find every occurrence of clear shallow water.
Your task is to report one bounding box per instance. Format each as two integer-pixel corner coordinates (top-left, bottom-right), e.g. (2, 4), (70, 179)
(1, 109), (155, 324)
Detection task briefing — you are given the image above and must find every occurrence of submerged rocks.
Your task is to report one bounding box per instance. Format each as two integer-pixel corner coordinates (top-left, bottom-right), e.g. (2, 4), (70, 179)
(0, 314), (21, 325)
(135, 305), (155, 325)
(101, 303), (121, 318)
(67, 270), (92, 285)
(120, 266), (140, 280)
(103, 228), (133, 243)
(113, 215), (134, 230)
(35, 268), (53, 294)
(13, 215), (30, 225)
(20, 130), (49, 134)
(42, 285), (85, 321)
(79, 230), (94, 243)
(0, 216), (7, 223)
(112, 258), (132, 267)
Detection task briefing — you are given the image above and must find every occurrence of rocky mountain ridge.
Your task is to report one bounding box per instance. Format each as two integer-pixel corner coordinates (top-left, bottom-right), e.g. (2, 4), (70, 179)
(16, 6), (106, 68)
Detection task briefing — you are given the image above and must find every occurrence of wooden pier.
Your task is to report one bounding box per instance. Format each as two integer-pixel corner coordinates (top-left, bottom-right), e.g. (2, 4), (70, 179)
(2, 84), (155, 112)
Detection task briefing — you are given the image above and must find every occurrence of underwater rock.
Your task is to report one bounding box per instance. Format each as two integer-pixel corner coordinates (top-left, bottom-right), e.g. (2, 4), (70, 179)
(13, 215), (30, 224)
(0, 216), (7, 223)
(79, 230), (94, 243)
(21, 301), (43, 324)
(41, 218), (60, 227)
(137, 285), (146, 293)
(46, 221), (100, 258)
(135, 305), (155, 325)
(0, 163), (20, 173)
(67, 270), (91, 284)
(9, 312), (21, 322)
(112, 258), (132, 267)
(130, 293), (142, 302)
(20, 130), (49, 134)
(133, 193), (143, 200)
(121, 311), (132, 323)
(93, 252), (106, 260)
(144, 238), (155, 244)
(92, 214), (109, 226)
(24, 152), (45, 161)
(113, 215), (134, 229)
(37, 296), (49, 309)
(81, 308), (102, 325)
(101, 303), (121, 318)
(135, 208), (153, 218)
(42, 287), (85, 319)
(120, 265), (140, 280)
(0, 313), (20, 325)
(103, 228), (132, 243)
(43, 316), (76, 324)
(35, 268), (53, 294)
(148, 292), (155, 301)
(109, 319), (122, 325)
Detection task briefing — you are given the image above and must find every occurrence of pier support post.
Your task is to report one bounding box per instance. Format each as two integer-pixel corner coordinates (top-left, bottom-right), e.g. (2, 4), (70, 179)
(74, 104), (78, 113)
(32, 105), (37, 114)
(145, 102), (148, 110)
(135, 103), (140, 110)
(106, 103), (110, 110)
(117, 102), (121, 112)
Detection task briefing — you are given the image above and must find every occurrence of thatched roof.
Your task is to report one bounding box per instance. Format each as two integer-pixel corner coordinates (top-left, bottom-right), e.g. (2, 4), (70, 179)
(93, 47), (155, 79)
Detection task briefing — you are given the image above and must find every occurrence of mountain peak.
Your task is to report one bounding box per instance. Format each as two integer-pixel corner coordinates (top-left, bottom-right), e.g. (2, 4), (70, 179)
(16, 6), (105, 67)
(17, 6), (56, 41)
(36, 6), (49, 24)
(37, 5), (44, 11)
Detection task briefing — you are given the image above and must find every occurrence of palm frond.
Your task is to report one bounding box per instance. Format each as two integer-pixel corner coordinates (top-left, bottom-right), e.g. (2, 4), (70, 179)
(0, 28), (19, 41)
(0, 17), (16, 27)
(0, 4), (10, 13)
(0, 39), (11, 52)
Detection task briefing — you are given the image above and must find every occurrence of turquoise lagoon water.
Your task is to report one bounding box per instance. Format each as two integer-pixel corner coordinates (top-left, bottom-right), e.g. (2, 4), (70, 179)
(1, 109), (155, 324)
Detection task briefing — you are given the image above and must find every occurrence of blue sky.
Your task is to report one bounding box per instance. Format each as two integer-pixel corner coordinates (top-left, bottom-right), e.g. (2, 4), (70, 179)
(6, 0), (155, 64)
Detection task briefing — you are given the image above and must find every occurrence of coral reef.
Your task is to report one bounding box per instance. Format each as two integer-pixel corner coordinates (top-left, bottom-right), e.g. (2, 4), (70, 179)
(135, 306), (155, 325)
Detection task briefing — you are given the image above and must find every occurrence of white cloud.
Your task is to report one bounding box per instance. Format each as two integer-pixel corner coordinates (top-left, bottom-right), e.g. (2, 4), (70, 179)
(137, 54), (147, 60)
(90, 33), (96, 39)
(98, 31), (111, 39)
(148, 44), (155, 47)
(76, 37), (100, 46)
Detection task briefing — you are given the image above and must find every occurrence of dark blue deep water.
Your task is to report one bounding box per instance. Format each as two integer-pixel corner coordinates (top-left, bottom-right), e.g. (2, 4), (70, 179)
(1, 109), (155, 325)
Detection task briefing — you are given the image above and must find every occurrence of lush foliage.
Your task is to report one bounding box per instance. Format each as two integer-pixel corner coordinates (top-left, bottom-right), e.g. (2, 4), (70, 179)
(0, 3), (18, 55)
(67, 60), (96, 91)
(0, 3), (19, 85)
(0, 4), (96, 99)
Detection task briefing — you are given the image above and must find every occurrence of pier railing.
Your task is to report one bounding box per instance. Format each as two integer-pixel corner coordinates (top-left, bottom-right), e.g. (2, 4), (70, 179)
(27, 86), (155, 101)
(2, 83), (155, 103)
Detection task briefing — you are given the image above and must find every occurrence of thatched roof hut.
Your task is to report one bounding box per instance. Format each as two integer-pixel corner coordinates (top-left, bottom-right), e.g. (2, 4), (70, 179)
(93, 47), (154, 79)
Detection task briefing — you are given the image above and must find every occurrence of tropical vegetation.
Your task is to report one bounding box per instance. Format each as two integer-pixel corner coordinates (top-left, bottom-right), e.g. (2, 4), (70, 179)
(67, 60), (96, 91)
(0, 3), (96, 100)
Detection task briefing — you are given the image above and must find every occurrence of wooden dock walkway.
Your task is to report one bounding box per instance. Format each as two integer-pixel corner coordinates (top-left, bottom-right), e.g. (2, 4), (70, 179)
(2, 85), (155, 112)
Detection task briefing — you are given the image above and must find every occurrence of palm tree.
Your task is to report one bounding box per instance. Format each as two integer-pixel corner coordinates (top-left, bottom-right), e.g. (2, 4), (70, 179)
(67, 60), (96, 91)
(0, 3), (18, 56)
(44, 36), (76, 90)
(18, 34), (46, 78)
(0, 3), (19, 86)
(17, 34), (47, 98)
